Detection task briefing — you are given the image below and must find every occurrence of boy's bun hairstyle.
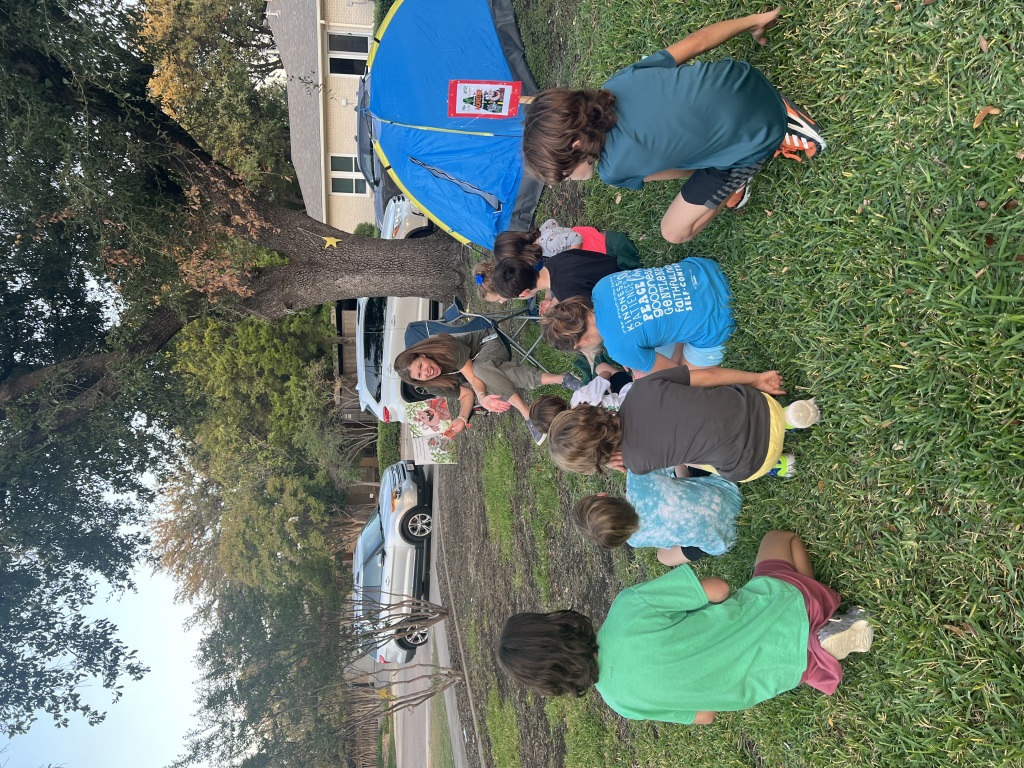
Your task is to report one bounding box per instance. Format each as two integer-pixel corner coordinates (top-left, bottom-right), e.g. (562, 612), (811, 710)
(571, 495), (640, 549)
(522, 88), (617, 184)
(547, 404), (622, 475)
(497, 610), (599, 697)
(528, 394), (570, 434)
(491, 256), (540, 299)
(473, 261), (497, 300)
(541, 296), (593, 352)
(493, 228), (543, 264)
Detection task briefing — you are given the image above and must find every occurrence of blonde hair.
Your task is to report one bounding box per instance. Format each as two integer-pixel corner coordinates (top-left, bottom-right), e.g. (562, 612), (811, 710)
(522, 89), (618, 184)
(541, 297), (593, 352)
(571, 495), (639, 549)
(528, 394), (570, 434)
(547, 404), (622, 475)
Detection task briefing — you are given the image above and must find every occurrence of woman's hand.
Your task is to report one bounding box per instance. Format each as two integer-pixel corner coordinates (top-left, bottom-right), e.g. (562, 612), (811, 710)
(749, 7), (780, 46)
(752, 370), (786, 395)
(443, 417), (468, 438)
(480, 394), (512, 413)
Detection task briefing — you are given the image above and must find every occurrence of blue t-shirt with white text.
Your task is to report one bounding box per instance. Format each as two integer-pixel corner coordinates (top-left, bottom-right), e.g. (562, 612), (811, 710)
(592, 258), (734, 372)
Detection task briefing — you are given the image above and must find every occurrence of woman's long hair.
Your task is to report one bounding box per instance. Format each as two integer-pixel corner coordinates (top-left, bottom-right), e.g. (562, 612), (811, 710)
(497, 611), (599, 697)
(394, 334), (464, 394)
(541, 296), (594, 352)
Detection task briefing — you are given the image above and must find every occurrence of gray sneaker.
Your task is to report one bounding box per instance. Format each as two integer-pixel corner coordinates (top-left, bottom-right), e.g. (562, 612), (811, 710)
(817, 607), (873, 660)
(525, 419), (546, 445)
(561, 373), (583, 392)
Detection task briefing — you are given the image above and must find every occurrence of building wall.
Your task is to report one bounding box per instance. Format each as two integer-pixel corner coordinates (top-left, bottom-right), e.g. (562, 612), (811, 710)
(321, 0), (376, 232)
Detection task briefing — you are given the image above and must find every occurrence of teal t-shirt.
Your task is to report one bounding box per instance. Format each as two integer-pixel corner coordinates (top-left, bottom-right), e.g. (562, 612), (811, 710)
(591, 257), (734, 372)
(595, 565), (809, 723)
(598, 50), (787, 190)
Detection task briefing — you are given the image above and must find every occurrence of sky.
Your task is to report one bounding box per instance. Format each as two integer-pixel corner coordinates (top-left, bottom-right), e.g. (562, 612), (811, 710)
(4, 569), (207, 768)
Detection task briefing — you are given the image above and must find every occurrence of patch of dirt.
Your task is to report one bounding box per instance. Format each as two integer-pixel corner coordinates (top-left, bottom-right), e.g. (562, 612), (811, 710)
(433, 414), (629, 767)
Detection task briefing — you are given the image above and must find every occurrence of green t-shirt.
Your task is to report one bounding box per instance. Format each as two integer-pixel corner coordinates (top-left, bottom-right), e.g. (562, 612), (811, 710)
(599, 51), (787, 190)
(595, 565), (809, 723)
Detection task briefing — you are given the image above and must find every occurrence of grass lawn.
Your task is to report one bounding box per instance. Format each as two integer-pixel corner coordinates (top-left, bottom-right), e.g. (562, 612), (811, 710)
(466, 0), (1024, 765)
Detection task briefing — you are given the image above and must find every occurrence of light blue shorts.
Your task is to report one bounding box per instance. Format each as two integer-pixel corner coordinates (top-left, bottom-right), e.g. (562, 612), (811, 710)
(654, 342), (726, 368)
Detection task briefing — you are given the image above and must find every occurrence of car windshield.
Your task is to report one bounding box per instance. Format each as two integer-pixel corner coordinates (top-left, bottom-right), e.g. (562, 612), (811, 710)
(354, 513), (385, 616)
(360, 298), (386, 403)
(355, 75), (378, 187)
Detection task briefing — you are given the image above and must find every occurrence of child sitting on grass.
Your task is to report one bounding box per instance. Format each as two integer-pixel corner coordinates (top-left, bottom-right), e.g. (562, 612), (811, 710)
(547, 366), (819, 481)
(541, 258), (735, 376)
(498, 531), (873, 724)
(572, 466), (742, 565)
(522, 9), (825, 243)
(528, 362), (633, 435)
(474, 219), (640, 312)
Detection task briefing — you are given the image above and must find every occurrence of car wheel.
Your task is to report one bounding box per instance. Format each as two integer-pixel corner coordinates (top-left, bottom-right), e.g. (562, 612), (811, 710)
(407, 226), (434, 239)
(400, 508), (432, 541)
(396, 621), (430, 650)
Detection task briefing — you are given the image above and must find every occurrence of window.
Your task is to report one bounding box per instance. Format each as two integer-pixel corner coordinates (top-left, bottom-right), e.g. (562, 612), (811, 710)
(330, 155), (367, 196)
(328, 33), (368, 77)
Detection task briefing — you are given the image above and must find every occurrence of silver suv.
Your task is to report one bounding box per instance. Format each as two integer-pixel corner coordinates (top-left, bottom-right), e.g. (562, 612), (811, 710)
(351, 461), (432, 664)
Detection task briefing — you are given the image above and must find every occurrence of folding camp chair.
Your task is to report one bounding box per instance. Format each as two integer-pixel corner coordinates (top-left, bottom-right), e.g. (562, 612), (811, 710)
(404, 297), (549, 373)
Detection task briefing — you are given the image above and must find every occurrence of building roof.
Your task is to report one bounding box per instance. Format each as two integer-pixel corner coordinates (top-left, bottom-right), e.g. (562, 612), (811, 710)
(266, 0), (324, 222)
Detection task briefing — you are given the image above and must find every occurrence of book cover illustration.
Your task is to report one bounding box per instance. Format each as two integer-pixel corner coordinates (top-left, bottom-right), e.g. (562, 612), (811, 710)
(447, 80), (521, 118)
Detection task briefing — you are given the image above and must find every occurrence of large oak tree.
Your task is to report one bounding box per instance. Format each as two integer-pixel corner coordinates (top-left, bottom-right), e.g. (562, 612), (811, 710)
(0, 0), (473, 733)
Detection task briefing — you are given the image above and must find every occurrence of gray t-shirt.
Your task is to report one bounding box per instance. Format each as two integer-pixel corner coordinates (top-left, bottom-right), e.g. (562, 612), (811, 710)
(619, 366), (770, 481)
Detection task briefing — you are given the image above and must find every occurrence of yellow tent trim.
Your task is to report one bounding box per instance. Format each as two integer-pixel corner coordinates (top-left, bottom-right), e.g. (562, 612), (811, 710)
(373, 142), (471, 246)
(367, 0), (405, 69)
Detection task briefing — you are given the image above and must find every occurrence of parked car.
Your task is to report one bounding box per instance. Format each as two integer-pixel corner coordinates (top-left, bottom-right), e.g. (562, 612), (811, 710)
(354, 296), (440, 423)
(380, 194), (433, 240)
(351, 461), (432, 664)
(355, 73), (401, 229)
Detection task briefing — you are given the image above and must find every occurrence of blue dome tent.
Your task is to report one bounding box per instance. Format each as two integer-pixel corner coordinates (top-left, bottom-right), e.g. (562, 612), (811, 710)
(363, 0), (543, 248)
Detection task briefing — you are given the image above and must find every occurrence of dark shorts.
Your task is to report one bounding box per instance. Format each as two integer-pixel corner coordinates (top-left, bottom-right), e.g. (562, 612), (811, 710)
(681, 156), (771, 209)
(753, 559), (844, 694)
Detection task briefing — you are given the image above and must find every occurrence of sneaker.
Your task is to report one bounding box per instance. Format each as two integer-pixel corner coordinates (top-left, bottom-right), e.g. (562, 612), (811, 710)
(785, 398), (821, 429)
(725, 183), (752, 210)
(775, 97), (826, 162)
(817, 607), (874, 660)
(561, 373), (583, 392)
(767, 453), (795, 477)
(525, 418), (546, 445)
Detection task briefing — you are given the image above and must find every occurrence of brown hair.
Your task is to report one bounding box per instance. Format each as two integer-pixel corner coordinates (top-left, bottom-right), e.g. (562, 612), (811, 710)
(522, 88), (617, 184)
(473, 261), (500, 301)
(547, 404), (622, 475)
(497, 611), (599, 697)
(394, 334), (464, 394)
(493, 228), (543, 263)
(528, 394), (570, 434)
(541, 296), (594, 352)
(571, 495), (639, 549)
(491, 255), (540, 299)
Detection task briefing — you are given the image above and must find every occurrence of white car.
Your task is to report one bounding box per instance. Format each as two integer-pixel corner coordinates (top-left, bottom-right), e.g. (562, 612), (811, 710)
(381, 195), (433, 240)
(354, 296), (439, 423)
(351, 461), (432, 665)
